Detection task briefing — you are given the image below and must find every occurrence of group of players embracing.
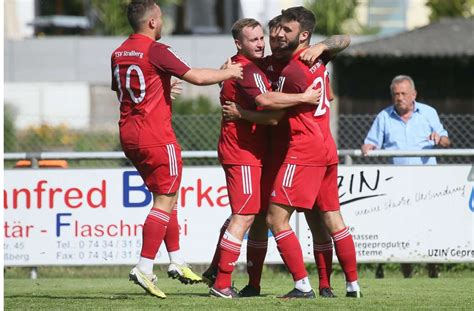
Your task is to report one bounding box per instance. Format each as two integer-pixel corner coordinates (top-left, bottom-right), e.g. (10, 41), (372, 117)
(111, 0), (362, 300)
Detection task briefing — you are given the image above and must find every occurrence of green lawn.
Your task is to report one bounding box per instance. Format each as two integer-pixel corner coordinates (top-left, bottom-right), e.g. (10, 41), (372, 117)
(4, 266), (473, 310)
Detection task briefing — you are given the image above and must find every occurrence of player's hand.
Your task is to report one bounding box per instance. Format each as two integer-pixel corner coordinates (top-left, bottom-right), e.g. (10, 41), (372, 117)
(222, 101), (242, 121)
(225, 58), (243, 80)
(299, 44), (325, 66)
(361, 144), (376, 156)
(428, 131), (441, 145)
(170, 79), (183, 100)
(302, 85), (322, 104)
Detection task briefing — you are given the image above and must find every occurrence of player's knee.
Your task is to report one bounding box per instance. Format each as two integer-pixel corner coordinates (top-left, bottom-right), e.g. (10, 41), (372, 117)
(266, 213), (281, 233)
(230, 214), (255, 234)
(322, 211), (346, 234)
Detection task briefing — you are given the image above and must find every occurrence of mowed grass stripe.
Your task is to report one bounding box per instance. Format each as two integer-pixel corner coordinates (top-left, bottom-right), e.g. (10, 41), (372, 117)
(4, 272), (473, 310)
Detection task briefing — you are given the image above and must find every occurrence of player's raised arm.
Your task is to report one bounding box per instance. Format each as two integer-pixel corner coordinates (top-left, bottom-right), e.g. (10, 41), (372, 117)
(300, 35), (351, 65)
(181, 58), (243, 86)
(255, 85), (322, 110)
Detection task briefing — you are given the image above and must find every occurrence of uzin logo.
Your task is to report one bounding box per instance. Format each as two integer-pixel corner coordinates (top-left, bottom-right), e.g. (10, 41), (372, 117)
(468, 166), (474, 212)
(469, 186), (474, 212)
(338, 169), (392, 206)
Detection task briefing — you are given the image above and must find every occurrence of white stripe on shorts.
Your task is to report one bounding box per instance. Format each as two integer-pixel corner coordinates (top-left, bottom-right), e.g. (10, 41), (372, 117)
(282, 164), (296, 187)
(167, 144), (178, 176)
(241, 165), (252, 195)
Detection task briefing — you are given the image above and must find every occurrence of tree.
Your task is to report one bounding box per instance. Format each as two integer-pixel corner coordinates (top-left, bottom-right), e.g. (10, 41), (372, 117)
(4, 105), (17, 152)
(305, 0), (358, 35)
(91, 0), (182, 36)
(172, 95), (220, 115)
(426, 0), (474, 22)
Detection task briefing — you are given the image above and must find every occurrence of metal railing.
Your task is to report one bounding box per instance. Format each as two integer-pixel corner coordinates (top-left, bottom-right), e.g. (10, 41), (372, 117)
(5, 149), (474, 167)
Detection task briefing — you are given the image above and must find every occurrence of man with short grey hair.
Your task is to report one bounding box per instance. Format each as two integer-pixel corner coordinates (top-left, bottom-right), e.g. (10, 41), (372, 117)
(362, 74), (450, 165)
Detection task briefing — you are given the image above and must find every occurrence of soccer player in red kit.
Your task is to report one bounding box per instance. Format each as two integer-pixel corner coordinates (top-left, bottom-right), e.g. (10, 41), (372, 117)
(111, 0), (242, 299)
(209, 18), (322, 299)
(258, 7), (361, 298)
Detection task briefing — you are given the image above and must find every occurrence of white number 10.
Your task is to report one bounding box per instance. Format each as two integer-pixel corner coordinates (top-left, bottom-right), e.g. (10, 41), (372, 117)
(114, 64), (146, 104)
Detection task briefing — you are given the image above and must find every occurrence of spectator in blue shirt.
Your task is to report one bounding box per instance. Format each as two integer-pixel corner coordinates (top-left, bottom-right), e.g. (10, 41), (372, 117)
(361, 75), (450, 278)
(361, 75), (450, 164)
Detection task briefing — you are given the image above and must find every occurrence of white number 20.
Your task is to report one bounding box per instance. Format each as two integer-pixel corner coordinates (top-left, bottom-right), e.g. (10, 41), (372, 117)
(114, 64), (146, 104)
(312, 70), (330, 117)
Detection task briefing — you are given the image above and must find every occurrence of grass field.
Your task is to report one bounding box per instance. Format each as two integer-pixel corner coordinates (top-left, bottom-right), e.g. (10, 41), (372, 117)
(4, 266), (473, 310)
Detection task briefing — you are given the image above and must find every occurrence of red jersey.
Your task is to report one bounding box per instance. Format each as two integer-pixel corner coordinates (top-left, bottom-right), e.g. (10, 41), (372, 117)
(278, 48), (338, 166)
(111, 34), (191, 150)
(218, 54), (271, 166)
(262, 56), (290, 158)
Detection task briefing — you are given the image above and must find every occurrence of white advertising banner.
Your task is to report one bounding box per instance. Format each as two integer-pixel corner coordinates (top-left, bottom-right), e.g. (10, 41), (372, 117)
(4, 165), (473, 266)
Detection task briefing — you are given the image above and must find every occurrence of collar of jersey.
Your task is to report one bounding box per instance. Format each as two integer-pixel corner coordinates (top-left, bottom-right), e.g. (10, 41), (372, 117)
(233, 53), (253, 65)
(130, 33), (155, 42)
(291, 46), (309, 61)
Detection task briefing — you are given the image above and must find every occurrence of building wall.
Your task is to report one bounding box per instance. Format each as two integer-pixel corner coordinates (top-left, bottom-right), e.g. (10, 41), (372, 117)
(355, 0), (430, 35)
(4, 34), (332, 130)
(333, 56), (474, 114)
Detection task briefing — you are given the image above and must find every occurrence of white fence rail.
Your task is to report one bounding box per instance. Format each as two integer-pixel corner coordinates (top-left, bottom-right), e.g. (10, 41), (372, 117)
(5, 149), (474, 162)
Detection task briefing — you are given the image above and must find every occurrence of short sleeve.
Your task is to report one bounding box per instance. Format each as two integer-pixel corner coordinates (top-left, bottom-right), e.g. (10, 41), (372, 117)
(149, 42), (191, 77)
(239, 64), (271, 100)
(364, 112), (385, 148)
(279, 63), (306, 93)
(427, 107), (448, 137)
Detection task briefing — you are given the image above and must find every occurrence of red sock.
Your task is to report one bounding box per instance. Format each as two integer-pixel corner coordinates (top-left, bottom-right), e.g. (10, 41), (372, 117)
(246, 239), (268, 290)
(275, 230), (307, 281)
(164, 204), (179, 253)
(332, 227), (358, 282)
(314, 242), (333, 289)
(214, 233), (241, 289)
(140, 208), (171, 259)
(210, 218), (230, 269)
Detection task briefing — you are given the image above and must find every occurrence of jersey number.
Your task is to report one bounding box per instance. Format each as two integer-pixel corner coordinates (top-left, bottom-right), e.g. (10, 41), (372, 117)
(114, 64), (146, 104)
(312, 70), (330, 117)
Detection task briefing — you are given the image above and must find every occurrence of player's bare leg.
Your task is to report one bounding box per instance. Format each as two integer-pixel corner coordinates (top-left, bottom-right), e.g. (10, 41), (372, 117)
(266, 203), (315, 298)
(304, 209), (335, 297)
(210, 214), (255, 298)
(320, 210), (361, 298)
(129, 192), (177, 299)
(240, 213), (268, 297)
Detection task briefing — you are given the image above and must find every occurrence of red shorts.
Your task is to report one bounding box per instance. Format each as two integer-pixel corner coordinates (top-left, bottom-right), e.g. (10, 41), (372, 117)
(124, 143), (182, 194)
(223, 165), (262, 215)
(260, 152), (285, 214)
(271, 163), (340, 211)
